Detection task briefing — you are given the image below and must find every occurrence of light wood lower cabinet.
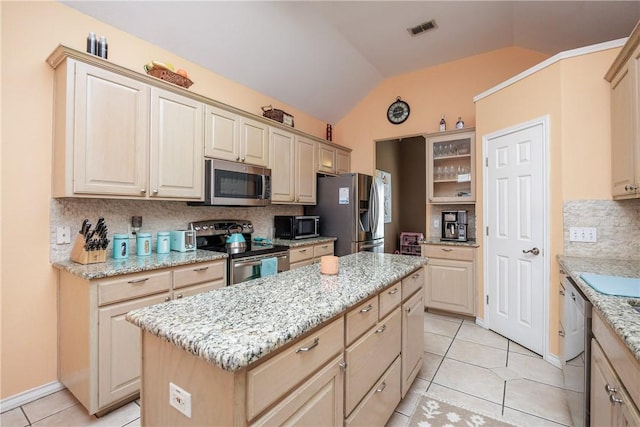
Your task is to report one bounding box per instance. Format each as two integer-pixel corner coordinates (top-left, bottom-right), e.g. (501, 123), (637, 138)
(422, 244), (476, 315)
(591, 309), (640, 426)
(58, 259), (225, 415)
(401, 289), (424, 397)
(289, 241), (334, 270)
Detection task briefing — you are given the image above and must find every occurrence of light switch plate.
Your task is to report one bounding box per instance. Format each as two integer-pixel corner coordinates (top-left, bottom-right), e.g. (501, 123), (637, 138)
(569, 227), (597, 242)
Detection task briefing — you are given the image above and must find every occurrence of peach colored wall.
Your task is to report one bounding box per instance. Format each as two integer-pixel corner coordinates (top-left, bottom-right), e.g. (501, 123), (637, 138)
(474, 47), (619, 357)
(334, 47), (549, 175)
(0, 1), (327, 399)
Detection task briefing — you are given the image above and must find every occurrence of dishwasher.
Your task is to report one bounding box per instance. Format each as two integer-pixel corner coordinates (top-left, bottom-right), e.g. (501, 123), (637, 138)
(560, 271), (592, 427)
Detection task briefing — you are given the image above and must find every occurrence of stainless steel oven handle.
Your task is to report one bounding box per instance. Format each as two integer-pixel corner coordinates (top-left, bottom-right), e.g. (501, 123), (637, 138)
(233, 255), (288, 268)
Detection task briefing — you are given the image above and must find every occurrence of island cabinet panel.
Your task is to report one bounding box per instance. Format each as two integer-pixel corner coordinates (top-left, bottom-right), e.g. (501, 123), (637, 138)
(379, 282), (402, 319)
(401, 267), (425, 300)
(401, 288), (424, 397)
(345, 356), (401, 427)
(344, 307), (401, 416)
(345, 296), (379, 346)
(246, 317), (344, 421)
(251, 356), (344, 427)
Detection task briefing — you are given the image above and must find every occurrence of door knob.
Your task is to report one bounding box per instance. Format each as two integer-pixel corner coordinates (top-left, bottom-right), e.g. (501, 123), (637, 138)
(523, 247), (540, 256)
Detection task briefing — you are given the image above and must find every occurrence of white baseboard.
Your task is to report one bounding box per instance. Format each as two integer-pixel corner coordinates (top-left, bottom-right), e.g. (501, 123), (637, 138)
(0, 381), (65, 413)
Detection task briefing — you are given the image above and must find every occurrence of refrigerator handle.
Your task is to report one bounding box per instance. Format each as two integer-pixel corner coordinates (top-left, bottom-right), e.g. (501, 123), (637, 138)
(370, 181), (379, 235)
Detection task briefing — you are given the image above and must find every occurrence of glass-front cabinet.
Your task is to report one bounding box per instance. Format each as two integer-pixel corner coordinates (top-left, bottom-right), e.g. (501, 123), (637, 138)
(427, 129), (475, 203)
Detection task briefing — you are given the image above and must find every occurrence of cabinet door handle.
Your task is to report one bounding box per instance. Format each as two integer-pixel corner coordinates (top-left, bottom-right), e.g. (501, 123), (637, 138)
(375, 324), (387, 334)
(412, 273), (421, 279)
(128, 278), (149, 284)
(388, 288), (399, 295)
(176, 294), (183, 299)
(193, 266), (209, 272)
(609, 394), (623, 404)
(406, 307), (411, 313)
(605, 384), (618, 394)
(359, 304), (373, 313)
(375, 381), (387, 393)
(140, 188), (146, 194)
(164, 296), (171, 302)
(152, 189), (158, 194)
(295, 337), (319, 353)
(339, 361), (347, 371)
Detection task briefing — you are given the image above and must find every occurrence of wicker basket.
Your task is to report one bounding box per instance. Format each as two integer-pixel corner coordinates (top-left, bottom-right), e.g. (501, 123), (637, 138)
(145, 67), (193, 89)
(262, 105), (294, 127)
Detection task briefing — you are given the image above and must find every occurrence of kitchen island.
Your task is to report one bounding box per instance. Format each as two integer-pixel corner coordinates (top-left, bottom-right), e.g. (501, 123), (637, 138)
(126, 252), (427, 426)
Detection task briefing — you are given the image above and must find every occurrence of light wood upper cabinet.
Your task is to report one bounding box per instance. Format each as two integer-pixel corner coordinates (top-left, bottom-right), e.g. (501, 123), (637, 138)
(150, 88), (203, 199)
(336, 148), (351, 174)
(606, 28), (640, 199)
(204, 106), (269, 167)
(270, 129), (316, 205)
(427, 129), (475, 204)
(62, 61), (150, 197)
(317, 142), (350, 175)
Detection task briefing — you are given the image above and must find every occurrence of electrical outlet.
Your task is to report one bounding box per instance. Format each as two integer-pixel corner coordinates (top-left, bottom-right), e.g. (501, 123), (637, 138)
(169, 382), (191, 418)
(433, 218), (440, 228)
(56, 226), (71, 244)
(569, 227), (597, 242)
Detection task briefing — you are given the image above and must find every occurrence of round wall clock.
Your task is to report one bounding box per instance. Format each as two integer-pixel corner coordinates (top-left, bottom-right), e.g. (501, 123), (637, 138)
(386, 97), (410, 124)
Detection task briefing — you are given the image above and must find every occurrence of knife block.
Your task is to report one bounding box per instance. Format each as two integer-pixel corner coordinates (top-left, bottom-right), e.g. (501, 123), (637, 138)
(70, 234), (107, 264)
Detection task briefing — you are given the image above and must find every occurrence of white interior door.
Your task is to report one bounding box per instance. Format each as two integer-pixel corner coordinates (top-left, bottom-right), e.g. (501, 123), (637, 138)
(484, 119), (547, 355)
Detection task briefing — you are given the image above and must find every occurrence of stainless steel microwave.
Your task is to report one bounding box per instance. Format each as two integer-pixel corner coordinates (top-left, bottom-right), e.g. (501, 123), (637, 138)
(194, 159), (271, 206)
(274, 215), (320, 240)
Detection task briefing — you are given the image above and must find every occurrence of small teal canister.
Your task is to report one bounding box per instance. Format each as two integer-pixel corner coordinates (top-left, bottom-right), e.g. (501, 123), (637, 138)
(156, 231), (170, 254)
(136, 232), (152, 256)
(112, 234), (129, 259)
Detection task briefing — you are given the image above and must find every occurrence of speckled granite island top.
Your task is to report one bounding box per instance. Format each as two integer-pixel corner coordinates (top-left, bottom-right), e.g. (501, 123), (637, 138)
(52, 250), (227, 280)
(557, 256), (640, 362)
(126, 252), (427, 372)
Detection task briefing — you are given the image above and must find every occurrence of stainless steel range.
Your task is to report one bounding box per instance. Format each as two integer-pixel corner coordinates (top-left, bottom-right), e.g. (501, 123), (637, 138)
(190, 219), (290, 285)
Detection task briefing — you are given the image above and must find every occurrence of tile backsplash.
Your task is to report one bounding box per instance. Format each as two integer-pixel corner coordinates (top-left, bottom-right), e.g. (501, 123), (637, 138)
(563, 199), (640, 259)
(50, 199), (302, 262)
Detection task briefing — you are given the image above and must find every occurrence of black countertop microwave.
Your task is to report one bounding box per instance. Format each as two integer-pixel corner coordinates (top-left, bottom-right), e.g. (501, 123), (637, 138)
(274, 216), (320, 240)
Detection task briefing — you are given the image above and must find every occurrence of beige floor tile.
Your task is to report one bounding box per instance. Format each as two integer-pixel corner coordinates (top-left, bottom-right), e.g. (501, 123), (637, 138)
(385, 411), (409, 427)
(446, 339), (508, 368)
(31, 401), (139, 427)
(424, 332), (453, 356)
(504, 378), (573, 425)
(424, 311), (464, 325)
(491, 366), (523, 381)
(0, 407), (29, 427)
(502, 407), (569, 427)
(93, 402), (140, 427)
(394, 378), (429, 417)
(425, 383), (504, 419)
(507, 352), (564, 388)
(424, 315), (461, 337)
(509, 340), (542, 357)
(432, 358), (505, 404)
(456, 323), (508, 350)
(416, 351), (443, 381)
(123, 418), (141, 427)
(22, 389), (79, 424)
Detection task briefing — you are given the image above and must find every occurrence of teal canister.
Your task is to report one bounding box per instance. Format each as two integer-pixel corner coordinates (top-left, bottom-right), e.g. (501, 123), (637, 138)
(156, 231), (170, 254)
(112, 234), (129, 259)
(136, 232), (152, 256)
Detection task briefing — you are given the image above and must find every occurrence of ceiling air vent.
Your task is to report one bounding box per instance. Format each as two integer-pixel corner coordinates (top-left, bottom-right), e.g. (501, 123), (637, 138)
(408, 19), (437, 36)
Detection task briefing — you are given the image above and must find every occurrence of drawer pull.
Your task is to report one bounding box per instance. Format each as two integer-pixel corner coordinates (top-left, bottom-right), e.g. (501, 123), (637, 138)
(375, 324), (387, 334)
(164, 296), (171, 302)
(300, 249), (308, 253)
(321, 245), (328, 249)
(375, 382), (387, 393)
(339, 361), (347, 371)
(360, 304), (374, 313)
(406, 307), (411, 313)
(295, 337), (319, 353)
(412, 273), (421, 279)
(193, 266), (209, 272)
(609, 394), (623, 405)
(388, 288), (399, 295)
(177, 294), (183, 299)
(441, 248), (453, 252)
(605, 384), (618, 394)
(127, 278), (149, 284)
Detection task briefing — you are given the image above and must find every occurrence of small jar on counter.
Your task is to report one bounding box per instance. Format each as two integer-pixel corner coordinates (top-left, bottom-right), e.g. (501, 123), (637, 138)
(156, 231), (170, 254)
(136, 233), (152, 256)
(112, 234), (129, 259)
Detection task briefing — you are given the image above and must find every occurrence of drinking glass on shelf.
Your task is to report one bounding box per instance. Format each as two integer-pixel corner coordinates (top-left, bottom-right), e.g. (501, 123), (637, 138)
(435, 166), (442, 180)
(434, 145), (441, 158)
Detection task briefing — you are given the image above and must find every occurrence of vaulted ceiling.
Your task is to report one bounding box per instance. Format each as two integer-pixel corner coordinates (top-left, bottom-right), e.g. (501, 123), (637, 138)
(63, 1), (640, 123)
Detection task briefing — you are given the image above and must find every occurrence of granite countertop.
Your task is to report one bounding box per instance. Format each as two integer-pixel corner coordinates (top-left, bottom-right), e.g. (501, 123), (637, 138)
(52, 250), (228, 280)
(557, 255), (640, 362)
(420, 238), (479, 248)
(126, 252), (427, 372)
(272, 236), (337, 248)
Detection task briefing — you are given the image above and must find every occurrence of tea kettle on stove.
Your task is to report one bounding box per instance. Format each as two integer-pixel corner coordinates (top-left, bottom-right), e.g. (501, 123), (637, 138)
(225, 224), (246, 253)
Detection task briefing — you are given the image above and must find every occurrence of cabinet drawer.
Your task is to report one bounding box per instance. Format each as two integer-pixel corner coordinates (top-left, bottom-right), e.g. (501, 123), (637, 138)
(290, 259), (314, 270)
(314, 242), (334, 258)
(173, 282), (223, 299)
(346, 296), (379, 346)
(173, 261), (225, 289)
(379, 282), (401, 319)
(98, 271), (171, 306)
(246, 317), (344, 420)
(345, 356), (401, 427)
(289, 246), (314, 263)
(345, 308), (401, 416)
(421, 244), (474, 261)
(402, 268), (425, 301)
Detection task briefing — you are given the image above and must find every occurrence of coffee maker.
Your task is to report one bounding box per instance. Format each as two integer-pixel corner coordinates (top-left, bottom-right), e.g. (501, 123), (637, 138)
(441, 210), (468, 241)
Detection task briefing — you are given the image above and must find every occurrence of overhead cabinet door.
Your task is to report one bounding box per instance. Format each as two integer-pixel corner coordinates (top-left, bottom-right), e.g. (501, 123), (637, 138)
(73, 62), (150, 196)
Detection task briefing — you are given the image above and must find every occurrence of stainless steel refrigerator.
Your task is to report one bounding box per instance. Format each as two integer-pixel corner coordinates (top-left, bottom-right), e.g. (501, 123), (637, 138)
(306, 173), (384, 256)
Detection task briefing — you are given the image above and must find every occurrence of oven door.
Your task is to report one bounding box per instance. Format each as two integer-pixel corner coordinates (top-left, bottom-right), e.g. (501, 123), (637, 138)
(230, 253), (290, 285)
